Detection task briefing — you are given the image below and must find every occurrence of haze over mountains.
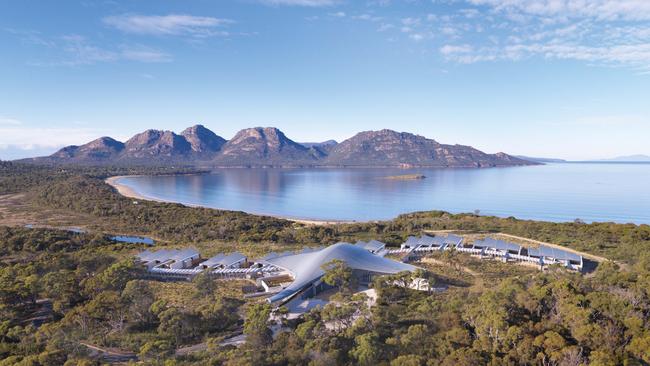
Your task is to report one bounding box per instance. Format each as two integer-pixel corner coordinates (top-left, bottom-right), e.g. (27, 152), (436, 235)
(597, 155), (650, 162)
(25, 125), (535, 168)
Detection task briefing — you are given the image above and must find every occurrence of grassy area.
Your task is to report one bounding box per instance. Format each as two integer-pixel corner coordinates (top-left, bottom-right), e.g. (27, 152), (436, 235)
(148, 279), (252, 310)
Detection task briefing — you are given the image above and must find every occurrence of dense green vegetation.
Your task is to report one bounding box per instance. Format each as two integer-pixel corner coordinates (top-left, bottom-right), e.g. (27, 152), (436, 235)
(1, 162), (650, 365)
(232, 261), (650, 366)
(0, 227), (245, 365)
(33, 175), (295, 243)
(0, 161), (203, 195)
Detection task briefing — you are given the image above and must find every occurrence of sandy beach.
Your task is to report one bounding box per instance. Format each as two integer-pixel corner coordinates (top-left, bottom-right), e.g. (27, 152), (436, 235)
(104, 175), (353, 226)
(105, 176), (153, 201)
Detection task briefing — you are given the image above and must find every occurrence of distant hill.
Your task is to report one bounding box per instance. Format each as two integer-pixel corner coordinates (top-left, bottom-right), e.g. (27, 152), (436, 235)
(300, 140), (338, 156)
(49, 137), (125, 164)
(121, 129), (192, 162)
(598, 154), (650, 162)
(325, 129), (534, 168)
(515, 155), (567, 163)
(213, 127), (321, 167)
(181, 124), (227, 156)
(23, 126), (537, 168)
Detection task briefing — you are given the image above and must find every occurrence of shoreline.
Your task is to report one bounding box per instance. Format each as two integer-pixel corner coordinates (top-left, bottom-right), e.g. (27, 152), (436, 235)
(105, 176), (162, 202)
(105, 173), (649, 227)
(104, 175), (357, 226)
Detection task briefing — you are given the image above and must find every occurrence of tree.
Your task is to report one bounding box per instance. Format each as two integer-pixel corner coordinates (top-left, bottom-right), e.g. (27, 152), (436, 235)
(138, 340), (174, 362)
(121, 280), (155, 327)
(321, 259), (354, 295)
(157, 307), (201, 345)
(82, 291), (128, 335)
(244, 303), (272, 349)
(628, 333), (650, 363)
(398, 324), (431, 356)
(441, 248), (463, 276)
(83, 259), (139, 295)
(350, 332), (381, 366)
(192, 271), (217, 298)
(199, 298), (240, 333)
(321, 301), (358, 332)
(390, 355), (425, 366)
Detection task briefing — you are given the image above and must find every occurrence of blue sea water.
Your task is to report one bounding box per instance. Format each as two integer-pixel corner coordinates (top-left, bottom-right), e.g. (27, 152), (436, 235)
(115, 163), (650, 224)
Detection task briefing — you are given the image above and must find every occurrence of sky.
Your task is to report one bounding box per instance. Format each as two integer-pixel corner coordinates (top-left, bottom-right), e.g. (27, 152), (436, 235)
(1, 0), (650, 161)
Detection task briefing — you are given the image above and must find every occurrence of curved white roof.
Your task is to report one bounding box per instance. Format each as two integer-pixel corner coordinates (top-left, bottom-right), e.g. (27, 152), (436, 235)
(264, 242), (415, 303)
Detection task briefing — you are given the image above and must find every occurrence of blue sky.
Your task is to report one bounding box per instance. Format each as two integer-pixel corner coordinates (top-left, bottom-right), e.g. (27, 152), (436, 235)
(1, 0), (649, 160)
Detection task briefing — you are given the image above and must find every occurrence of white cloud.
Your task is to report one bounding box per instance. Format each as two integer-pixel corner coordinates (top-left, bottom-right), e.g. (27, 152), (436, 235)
(353, 14), (382, 22)
(60, 35), (118, 64)
(440, 44), (473, 55)
(469, 0), (650, 21)
(28, 35), (172, 66)
(459, 8), (481, 18)
(104, 14), (233, 37)
(120, 45), (172, 63)
(362, 0), (650, 71)
(425, 1), (650, 70)
(258, 0), (340, 6)
(0, 117), (23, 125)
(441, 41), (650, 67)
(0, 126), (114, 151)
(401, 17), (420, 26)
(4, 28), (56, 47)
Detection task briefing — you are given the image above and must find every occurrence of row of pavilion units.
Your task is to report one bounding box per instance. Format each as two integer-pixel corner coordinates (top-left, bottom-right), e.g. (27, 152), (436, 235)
(134, 239), (388, 281)
(392, 234), (584, 271)
(134, 234), (583, 283)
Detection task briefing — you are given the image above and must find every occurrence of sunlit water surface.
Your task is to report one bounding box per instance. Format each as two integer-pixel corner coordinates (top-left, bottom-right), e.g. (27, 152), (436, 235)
(116, 163), (650, 224)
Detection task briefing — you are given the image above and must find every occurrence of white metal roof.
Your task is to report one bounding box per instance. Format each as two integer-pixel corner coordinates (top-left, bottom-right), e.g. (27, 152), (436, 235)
(265, 242), (415, 303)
(473, 238), (521, 253)
(199, 252), (246, 268)
(137, 248), (199, 263)
(355, 240), (386, 252)
(528, 245), (582, 263)
(445, 234), (463, 246)
(199, 253), (226, 267)
(403, 236), (420, 247)
(419, 235), (446, 247)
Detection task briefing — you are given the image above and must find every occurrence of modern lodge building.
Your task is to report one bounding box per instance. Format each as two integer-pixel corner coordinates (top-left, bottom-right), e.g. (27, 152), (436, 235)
(134, 234), (584, 301)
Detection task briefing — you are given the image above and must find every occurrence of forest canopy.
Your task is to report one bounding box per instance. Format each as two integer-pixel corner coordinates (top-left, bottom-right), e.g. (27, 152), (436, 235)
(1, 163), (649, 365)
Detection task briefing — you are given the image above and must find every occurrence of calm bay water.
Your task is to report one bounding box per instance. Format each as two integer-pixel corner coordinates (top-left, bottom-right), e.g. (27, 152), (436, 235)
(116, 163), (650, 224)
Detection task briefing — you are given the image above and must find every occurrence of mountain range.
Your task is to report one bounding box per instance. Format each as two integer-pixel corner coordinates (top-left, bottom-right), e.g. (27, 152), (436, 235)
(23, 125), (536, 168)
(597, 154), (650, 162)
